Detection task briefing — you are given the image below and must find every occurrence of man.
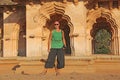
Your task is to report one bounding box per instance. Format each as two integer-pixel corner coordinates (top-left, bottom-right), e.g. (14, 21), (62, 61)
(41, 21), (66, 76)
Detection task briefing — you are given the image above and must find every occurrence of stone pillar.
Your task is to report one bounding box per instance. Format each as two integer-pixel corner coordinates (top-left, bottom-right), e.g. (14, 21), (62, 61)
(3, 10), (21, 57)
(3, 6), (26, 57)
(114, 36), (117, 55)
(86, 34), (93, 56)
(114, 35), (119, 55)
(109, 0), (112, 10)
(70, 36), (75, 56)
(26, 34), (42, 57)
(111, 36), (114, 54)
(3, 24), (19, 57)
(26, 4), (42, 57)
(65, 1), (87, 56)
(112, 35), (119, 55)
(74, 34), (86, 56)
(118, 30), (120, 55)
(118, 0), (120, 9)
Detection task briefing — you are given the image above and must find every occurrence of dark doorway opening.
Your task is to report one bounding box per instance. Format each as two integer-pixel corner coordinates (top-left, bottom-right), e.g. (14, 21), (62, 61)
(61, 21), (71, 55)
(18, 6), (26, 57)
(0, 7), (3, 57)
(18, 24), (26, 57)
(91, 17), (112, 54)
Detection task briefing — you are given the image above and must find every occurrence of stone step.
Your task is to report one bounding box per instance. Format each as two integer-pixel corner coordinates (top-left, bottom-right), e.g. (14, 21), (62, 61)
(0, 56), (120, 74)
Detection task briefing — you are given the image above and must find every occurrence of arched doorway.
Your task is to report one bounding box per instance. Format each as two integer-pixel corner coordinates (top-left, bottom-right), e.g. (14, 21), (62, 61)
(35, 2), (74, 56)
(45, 13), (71, 55)
(87, 9), (119, 55)
(61, 19), (71, 55)
(91, 17), (113, 54)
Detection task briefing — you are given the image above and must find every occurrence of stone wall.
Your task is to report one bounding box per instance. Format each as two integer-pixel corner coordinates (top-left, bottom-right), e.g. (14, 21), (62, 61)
(2, 1), (120, 57)
(25, 1), (88, 57)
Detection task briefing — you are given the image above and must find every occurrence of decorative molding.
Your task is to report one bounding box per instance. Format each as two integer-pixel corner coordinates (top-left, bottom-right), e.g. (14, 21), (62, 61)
(87, 8), (118, 30)
(33, 2), (73, 35)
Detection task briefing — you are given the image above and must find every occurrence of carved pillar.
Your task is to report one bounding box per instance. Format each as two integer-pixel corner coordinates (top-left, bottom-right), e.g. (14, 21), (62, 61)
(118, 0), (120, 9)
(115, 33), (119, 55)
(114, 36), (118, 55)
(3, 6), (21, 57)
(111, 37), (114, 54)
(86, 34), (93, 56)
(109, 0), (112, 10)
(113, 24), (119, 55)
(116, 36), (119, 55)
(3, 23), (20, 57)
(26, 4), (42, 57)
(112, 35), (119, 55)
(118, 31), (120, 55)
(70, 36), (75, 56)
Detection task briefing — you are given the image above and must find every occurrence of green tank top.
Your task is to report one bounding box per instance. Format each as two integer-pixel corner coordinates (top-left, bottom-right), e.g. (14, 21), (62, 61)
(51, 30), (63, 48)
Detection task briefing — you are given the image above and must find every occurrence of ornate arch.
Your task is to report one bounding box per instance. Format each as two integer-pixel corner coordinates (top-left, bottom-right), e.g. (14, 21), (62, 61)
(33, 2), (74, 56)
(86, 9), (118, 39)
(34, 2), (73, 35)
(87, 8), (118, 34)
(87, 8), (119, 55)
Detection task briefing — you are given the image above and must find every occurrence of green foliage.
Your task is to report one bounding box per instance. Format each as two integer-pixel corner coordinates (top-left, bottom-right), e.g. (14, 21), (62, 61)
(94, 29), (111, 54)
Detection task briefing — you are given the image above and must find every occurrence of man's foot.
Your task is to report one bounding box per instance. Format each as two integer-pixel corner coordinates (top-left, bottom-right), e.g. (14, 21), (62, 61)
(56, 72), (60, 76)
(40, 70), (47, 75)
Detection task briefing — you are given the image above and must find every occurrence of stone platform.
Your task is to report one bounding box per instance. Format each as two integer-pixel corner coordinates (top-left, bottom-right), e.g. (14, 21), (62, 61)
(0, 55), (120, 74)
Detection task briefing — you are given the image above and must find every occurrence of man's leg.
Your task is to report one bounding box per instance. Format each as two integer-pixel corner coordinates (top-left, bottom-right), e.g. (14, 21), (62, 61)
(56, 48), (65, 75)
(45, 49), (57, 68)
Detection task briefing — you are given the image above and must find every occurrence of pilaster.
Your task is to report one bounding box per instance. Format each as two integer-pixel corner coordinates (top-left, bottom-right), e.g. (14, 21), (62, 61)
(26, 4), (42, 57)
(118, 0), (120, 9)
(3, 10), (19, 57)
(109, 0), (112, 10)
(86, 34), (93, 56)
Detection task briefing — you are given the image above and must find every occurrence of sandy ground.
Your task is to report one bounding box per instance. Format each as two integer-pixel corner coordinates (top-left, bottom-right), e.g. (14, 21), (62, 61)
(0, 72), (120, 80)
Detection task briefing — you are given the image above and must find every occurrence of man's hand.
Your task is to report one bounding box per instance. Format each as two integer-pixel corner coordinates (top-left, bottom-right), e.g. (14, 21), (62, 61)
(48, 48), (50, 53)
(63, 45), (66, 49)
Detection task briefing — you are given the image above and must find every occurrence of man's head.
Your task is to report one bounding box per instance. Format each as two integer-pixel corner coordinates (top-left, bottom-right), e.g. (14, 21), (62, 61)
(54, 21), (60, 29)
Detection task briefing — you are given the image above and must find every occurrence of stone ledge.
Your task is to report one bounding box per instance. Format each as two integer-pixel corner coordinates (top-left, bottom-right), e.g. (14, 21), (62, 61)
(0, 55), (120, 61)
(0, 55), (120, 74)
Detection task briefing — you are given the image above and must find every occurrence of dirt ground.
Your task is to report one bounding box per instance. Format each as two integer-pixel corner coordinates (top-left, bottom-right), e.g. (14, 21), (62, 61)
(0, 72), (120, 80)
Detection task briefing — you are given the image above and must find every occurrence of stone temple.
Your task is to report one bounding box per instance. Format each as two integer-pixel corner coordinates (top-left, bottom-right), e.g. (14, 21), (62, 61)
(0, 0), (120, 57)
(0, 0), (120, 74)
